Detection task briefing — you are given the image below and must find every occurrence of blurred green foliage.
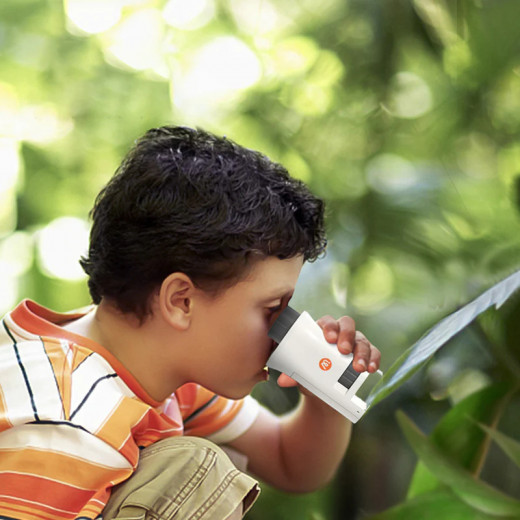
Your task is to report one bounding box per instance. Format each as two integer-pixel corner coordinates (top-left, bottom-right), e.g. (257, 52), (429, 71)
(1, 0), (520, 518)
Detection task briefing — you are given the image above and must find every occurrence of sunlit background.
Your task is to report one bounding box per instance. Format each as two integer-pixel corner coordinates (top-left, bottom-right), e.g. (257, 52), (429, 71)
(1, 0), (520, 518)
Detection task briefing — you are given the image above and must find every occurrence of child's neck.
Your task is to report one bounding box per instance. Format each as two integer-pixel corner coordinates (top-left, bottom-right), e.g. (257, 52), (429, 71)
(63, 302), (185, 402)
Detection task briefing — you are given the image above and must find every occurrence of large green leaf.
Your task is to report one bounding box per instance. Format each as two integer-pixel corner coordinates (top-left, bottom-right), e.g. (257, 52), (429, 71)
(478, 422), (520, 470)
(396, 411), (520, 517)
(407, 383), (512, 498)
(368, 488), (509, 520)
(367, 270), (520, 408)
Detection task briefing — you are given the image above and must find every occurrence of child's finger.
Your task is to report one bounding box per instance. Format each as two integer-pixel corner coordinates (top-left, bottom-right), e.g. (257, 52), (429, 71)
(352, 331), (372, 372)
(316, 315), (339, 343)
(335, 316), (356, 354)
(277, 372), (298, 387)
(368, 344), (382, 372)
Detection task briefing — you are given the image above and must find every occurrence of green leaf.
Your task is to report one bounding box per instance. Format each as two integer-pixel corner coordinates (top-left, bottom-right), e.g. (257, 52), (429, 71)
(407, 383), (512, 498)
(367, 270), (520, 408)
(368, 488), (508, 520)
(477, 422), (520, 470)
(396, 410), (520, 517)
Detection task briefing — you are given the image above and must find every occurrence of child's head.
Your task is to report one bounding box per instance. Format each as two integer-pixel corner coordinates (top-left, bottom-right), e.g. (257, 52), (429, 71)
(80, 126), (326, 319)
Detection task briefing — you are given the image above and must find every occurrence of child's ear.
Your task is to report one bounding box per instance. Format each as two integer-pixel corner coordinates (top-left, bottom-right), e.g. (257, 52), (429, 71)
(159, 273), (195, 330)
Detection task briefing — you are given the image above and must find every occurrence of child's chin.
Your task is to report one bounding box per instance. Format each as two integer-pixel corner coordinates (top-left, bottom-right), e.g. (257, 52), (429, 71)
(220, 384), (255, 401)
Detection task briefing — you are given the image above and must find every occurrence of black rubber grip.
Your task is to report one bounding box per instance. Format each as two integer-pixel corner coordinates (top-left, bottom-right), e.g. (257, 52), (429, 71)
(268, 306), (300, 343)
(338, 363), (360, 389)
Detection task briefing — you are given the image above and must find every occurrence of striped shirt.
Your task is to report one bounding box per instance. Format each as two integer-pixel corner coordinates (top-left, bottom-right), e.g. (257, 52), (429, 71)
(0, 300), (259, 519)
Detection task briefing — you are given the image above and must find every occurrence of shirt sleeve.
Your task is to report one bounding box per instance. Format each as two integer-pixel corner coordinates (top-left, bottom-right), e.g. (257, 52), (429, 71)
(176, 383), (260, 443)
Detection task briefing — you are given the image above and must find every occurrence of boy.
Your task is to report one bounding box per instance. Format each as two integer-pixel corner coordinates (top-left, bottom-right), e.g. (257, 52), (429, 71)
(0, 126), (380, 519)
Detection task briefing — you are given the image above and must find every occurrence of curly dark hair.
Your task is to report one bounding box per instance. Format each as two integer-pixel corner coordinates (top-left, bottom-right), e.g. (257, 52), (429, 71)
(80, 126), (327, 318)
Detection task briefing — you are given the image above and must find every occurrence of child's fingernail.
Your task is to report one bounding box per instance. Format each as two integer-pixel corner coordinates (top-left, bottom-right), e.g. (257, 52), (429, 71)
(340, 343), (352, 353)
(369, 362), (377, 371)
(357, 359), (367, 370)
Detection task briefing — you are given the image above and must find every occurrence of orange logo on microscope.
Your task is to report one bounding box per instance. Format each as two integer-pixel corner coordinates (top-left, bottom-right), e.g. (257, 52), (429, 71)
(319, 358), (332, 371)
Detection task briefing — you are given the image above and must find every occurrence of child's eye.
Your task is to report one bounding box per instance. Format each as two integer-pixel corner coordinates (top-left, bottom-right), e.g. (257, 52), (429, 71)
(267, 304), (282, 314)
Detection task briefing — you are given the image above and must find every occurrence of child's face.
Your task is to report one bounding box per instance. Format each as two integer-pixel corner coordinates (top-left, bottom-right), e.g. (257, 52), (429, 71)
(186, 255), (304, 399)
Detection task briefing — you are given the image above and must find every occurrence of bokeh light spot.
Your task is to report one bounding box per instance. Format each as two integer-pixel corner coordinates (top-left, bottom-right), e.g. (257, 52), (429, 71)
(37, 217), (90, 281)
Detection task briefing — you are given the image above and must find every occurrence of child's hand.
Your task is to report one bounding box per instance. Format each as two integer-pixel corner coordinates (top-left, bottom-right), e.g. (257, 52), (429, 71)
(316, 315), (381, 373)
(277, 315), (381, 388)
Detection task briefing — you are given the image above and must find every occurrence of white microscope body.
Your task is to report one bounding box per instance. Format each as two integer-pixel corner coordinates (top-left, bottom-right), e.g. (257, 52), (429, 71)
(267, 307), (381, 423)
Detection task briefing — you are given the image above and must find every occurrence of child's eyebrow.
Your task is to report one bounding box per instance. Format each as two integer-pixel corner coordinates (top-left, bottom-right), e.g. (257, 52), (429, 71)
(262, 288), (294, 302)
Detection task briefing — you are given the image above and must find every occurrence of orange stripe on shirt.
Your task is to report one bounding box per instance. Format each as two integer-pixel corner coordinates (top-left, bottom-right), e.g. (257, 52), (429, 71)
(131, 407), (184, 450)
(0, 494), (109, 520)
(71, 345), (93, 372)
(0, 447), (132, 490)
(0, 385), (13, 433)
(184, 400), (244, 437)
(0, 498), (77, 520)
(94, 396), (151, 455)
(0, 472), (96, 512)
(115, 406), (184, 463)
(41, 338), (71, 419)
(177, 383), (214, 417)
(177, 384), (245, 437)
(75, 487), (111, 519)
